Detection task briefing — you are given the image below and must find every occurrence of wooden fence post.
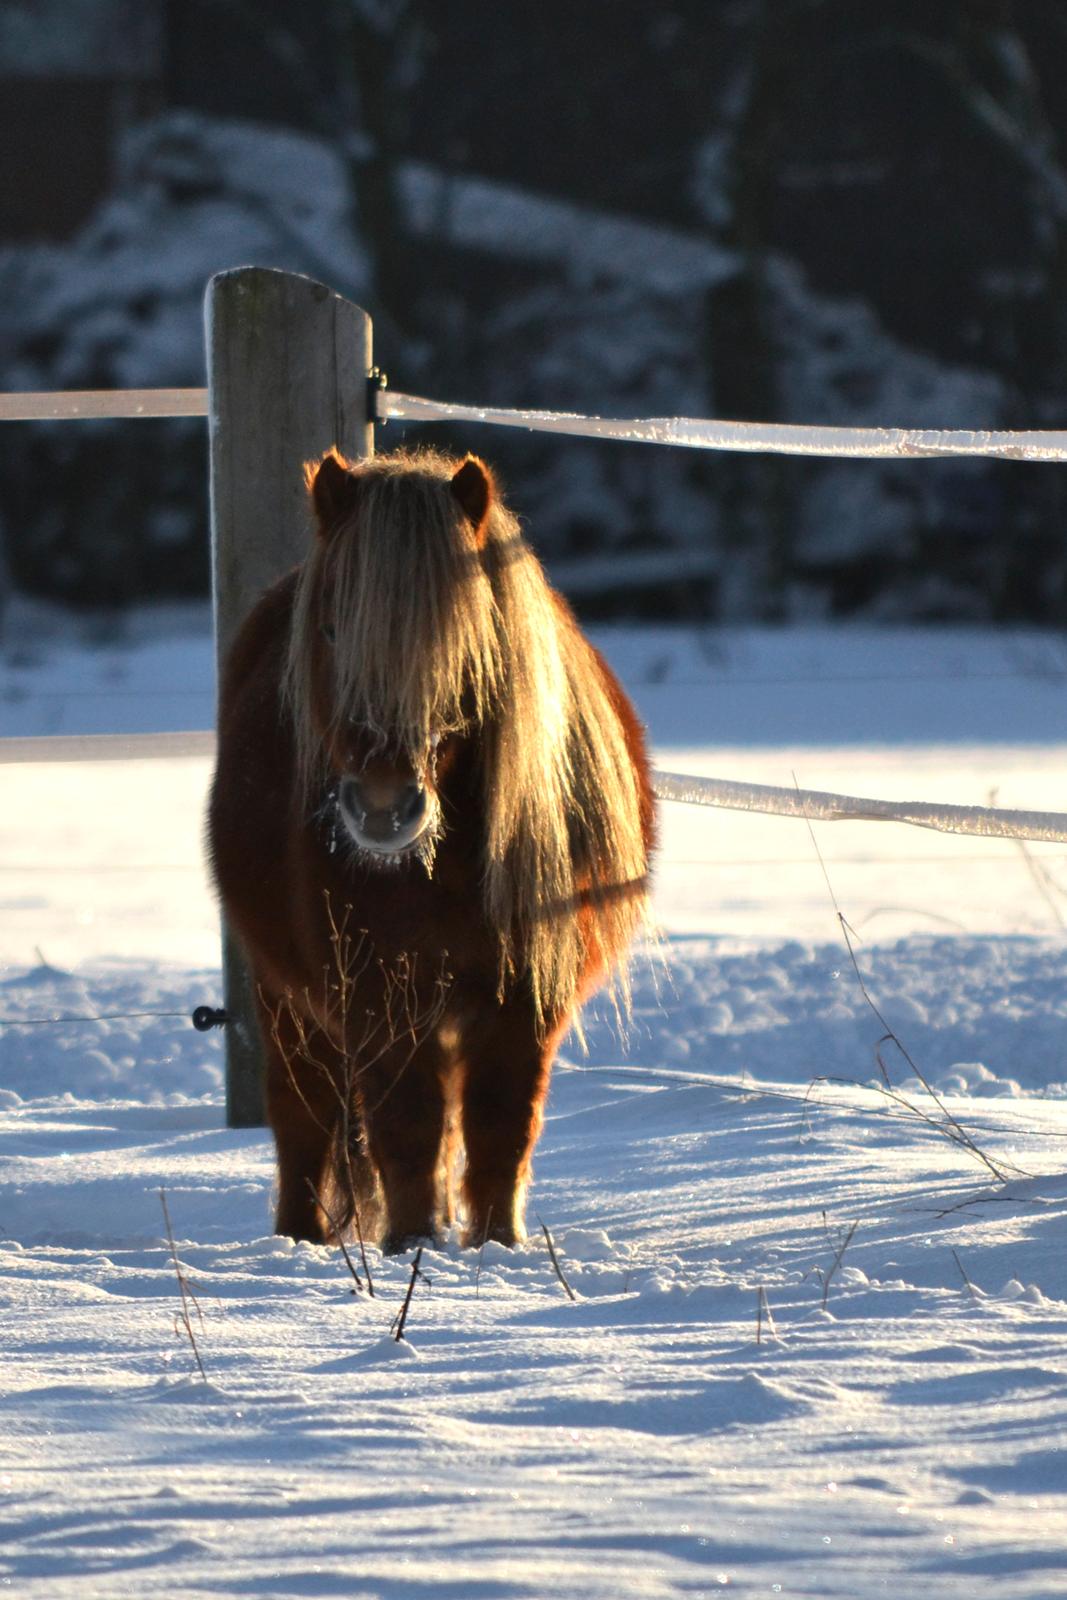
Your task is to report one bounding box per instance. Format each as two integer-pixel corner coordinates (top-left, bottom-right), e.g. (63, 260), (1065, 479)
(205, 267), (374, 1127)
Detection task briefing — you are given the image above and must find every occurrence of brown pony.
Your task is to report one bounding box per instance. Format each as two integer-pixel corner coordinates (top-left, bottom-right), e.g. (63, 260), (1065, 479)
(209, 447), (654, 1253)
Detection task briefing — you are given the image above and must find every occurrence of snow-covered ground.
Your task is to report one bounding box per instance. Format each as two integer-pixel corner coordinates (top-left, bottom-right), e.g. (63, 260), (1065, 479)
(3, 609), (1067, 1597)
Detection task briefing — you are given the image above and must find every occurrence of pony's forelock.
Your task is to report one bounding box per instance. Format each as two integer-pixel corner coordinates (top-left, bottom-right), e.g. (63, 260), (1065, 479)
(286, 449), (504, 789)
(285, 447), (650, 1026)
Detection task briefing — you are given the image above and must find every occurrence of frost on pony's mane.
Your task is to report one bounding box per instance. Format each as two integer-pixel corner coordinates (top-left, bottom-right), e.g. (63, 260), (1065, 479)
(284, 447), (649, 1026)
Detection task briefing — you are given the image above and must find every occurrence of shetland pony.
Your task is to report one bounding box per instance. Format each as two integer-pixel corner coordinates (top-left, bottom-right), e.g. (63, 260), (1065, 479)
(209, 448), (654, 1253)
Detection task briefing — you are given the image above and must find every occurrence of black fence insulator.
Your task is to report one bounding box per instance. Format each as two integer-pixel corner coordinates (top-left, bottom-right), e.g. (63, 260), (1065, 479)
(367, 367), (388, 421)
(191, 1005), (229, 1032)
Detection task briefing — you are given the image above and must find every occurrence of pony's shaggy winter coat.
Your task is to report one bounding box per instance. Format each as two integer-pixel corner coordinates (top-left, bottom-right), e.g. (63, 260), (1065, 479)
(210, 447), (654, 1252)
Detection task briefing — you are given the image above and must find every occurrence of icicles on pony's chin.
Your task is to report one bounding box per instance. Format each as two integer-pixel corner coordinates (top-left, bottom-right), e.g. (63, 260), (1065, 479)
(334, 750), (442, 869)
(321, 714), (461, 872)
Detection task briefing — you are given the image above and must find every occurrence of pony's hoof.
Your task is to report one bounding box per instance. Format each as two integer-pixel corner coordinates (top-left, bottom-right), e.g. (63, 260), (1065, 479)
(382, 1229), (439, 1256)
(462, 1223), (523, 1250)
(275, 1218), (329, 1247)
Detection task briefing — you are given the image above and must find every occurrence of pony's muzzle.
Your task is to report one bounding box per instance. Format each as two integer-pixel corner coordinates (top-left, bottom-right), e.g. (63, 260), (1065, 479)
(338, 775), (431, 856)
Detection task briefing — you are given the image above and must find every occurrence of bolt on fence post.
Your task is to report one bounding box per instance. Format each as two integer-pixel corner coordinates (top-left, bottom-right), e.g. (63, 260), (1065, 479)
(205, 267), (374, 1127)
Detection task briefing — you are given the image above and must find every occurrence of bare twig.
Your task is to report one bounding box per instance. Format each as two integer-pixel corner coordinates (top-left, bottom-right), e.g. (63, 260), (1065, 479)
(307, 1179), (364, 1294)
(538, 1216), (577, 1302)
(391, 1246), (425, 1342)
(265, 891), (450, 1242)
(952, 1247), (981, 1303)
(160, 1189), (207, 1382)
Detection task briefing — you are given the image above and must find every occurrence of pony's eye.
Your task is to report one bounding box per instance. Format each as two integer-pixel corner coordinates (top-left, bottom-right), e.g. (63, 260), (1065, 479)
(321, 622), (336, 644)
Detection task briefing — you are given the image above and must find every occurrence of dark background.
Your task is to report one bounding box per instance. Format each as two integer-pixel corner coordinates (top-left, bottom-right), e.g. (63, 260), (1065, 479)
(3, 0), (1067, 623)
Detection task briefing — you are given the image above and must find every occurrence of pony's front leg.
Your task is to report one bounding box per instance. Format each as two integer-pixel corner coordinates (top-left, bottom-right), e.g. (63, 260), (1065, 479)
(360, 1036), (449, 1255)
(458, 994), (561, 1248)
(261, 998), (342, 1244)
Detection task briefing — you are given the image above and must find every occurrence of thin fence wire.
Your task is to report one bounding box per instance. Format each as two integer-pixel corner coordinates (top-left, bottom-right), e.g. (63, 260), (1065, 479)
(0, 862), (199, 873)
(3, 688), (214, 700)
(5, 850), (1064, 875)
(3, 1009), (192, 1027)
(0, 992), (1061, 1146)
(625, 668), (1067, 688)
(5, 666), (1066, 698)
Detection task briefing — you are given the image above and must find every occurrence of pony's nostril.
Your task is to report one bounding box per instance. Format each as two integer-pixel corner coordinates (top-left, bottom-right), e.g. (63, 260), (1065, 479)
(338, 776), (428, 849)
(398, 785), (426, 826)
(338, 777), (365, 824)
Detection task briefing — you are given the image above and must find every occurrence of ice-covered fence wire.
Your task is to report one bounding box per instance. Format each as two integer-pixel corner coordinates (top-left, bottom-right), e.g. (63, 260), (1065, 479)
(653, 770), (1067, 845)
(379, 390), (1067, 463)
(3, 733), (1067, 846)
(0, 732), (214, 764)
(0, 389), (208, 421)
(7, 386), (1067, 462)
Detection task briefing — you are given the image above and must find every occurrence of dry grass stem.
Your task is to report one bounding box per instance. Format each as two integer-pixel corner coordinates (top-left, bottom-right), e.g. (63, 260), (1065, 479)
(840, 912), (1017, 1181)
(160, 1189), (207, 1382)
(538, 1216), (577, 1302)
(809, 1213), (859, 1311)
(307, 1178), (365, 1294)
(989, 785), (1067, 930)
(351, 1197), (375, 1297)
(756, 1284), (779, 1344)
(1014, 838), (1067, 929)
(929, 1192), (1037, 1220)
(795, 781), (1018, 1184)
(475, 1206), (493, 1299)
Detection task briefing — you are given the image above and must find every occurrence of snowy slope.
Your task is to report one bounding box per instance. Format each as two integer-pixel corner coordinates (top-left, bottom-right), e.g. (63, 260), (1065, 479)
(2, 615), (1067, 1597)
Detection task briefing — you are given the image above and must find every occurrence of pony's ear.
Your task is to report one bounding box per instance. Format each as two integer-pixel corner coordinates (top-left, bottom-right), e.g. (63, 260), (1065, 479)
(450, 455), (495, 544)
(306, 449), (361, 537)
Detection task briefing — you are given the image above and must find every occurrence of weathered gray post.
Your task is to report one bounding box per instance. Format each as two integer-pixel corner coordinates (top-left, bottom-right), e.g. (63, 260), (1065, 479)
(205, 267), (373, 1127)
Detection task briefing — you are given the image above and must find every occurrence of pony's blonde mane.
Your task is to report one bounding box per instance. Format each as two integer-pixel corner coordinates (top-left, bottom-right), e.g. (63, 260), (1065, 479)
(285, 447), (649, 1025)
